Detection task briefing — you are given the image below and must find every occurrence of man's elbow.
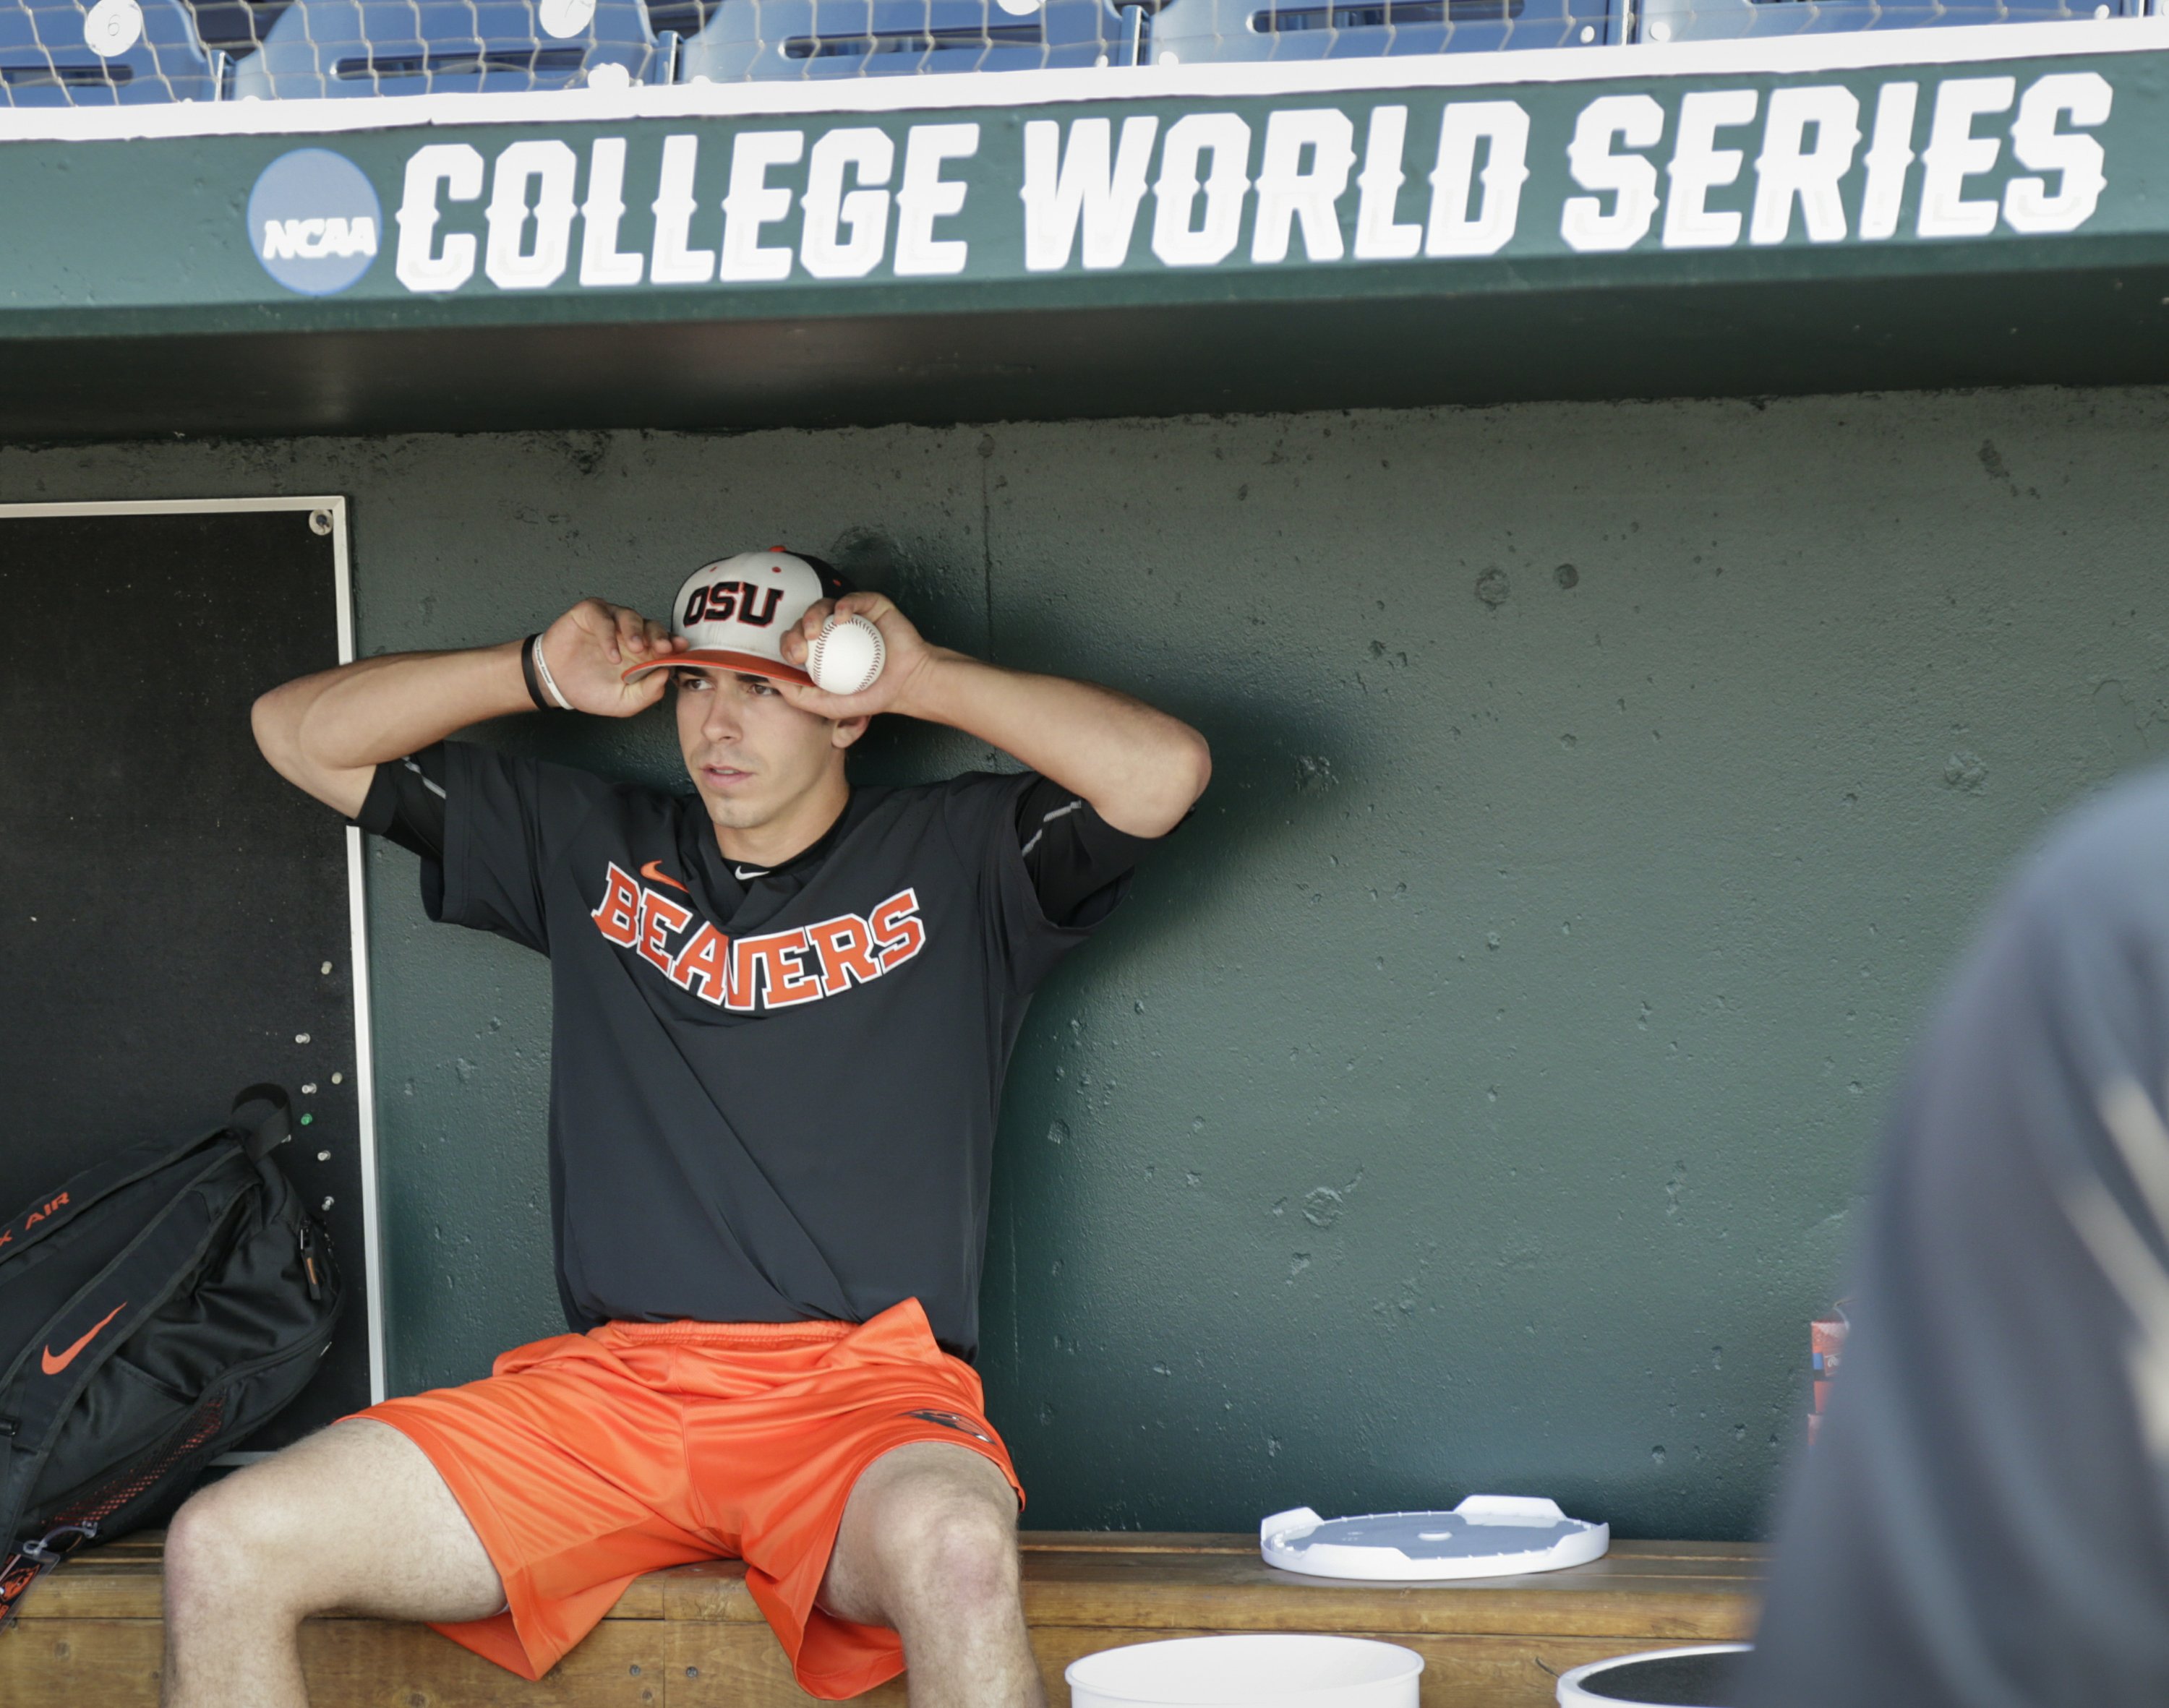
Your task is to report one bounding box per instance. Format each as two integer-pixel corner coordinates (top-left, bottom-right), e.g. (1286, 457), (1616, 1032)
(252, 680), (347, 804)
(251, 685), (306, 784)
(1115, 726), (1212, 840)
(251, 677), (376, 818)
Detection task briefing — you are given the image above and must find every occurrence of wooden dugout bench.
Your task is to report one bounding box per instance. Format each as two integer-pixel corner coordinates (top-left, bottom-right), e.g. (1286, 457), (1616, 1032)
(0, 1530), (1761, 1706)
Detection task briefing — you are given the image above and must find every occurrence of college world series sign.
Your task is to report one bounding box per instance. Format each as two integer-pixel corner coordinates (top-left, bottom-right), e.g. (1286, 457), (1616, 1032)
(0, 30), (2163, 321)
(346, 66), (2110, 301)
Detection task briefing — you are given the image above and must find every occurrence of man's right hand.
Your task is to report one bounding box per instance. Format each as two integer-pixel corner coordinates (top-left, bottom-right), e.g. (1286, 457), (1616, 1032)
(253, 597), (686, 819)
(535, 599), (686, 717)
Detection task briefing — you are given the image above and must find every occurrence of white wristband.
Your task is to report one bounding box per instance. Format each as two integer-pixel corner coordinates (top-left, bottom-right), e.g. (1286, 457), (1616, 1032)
(530, 633), (576, 711)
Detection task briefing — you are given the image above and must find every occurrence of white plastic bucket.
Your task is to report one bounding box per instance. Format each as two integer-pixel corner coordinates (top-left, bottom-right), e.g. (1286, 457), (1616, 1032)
(1066, 1634), (1424, 1708)
(1555, 1643), (1752, 1705)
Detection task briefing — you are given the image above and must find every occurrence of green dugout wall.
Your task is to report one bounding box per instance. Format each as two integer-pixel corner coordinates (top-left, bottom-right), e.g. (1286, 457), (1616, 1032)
(4, 385), (2159, 1537)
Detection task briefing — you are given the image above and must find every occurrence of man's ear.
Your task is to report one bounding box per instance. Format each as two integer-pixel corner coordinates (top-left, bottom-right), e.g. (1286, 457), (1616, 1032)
(831, 714), (872, 750)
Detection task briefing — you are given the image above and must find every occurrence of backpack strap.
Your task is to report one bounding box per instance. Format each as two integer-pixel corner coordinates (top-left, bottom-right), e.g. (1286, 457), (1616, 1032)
(0, 1522), (97, 1635)
(228, 1086), (292, 1164)
(0, 1087), (291, 1269)
(0, 1128), (200, 1271)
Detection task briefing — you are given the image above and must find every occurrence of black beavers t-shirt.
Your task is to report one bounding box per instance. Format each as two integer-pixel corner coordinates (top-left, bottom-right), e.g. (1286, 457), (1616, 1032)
(360, 742), (1137, 1360)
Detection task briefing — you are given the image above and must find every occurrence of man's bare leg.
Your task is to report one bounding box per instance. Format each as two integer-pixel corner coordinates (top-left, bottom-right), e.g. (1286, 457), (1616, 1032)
(818, 1441), (1045, 1708)
(161, 1418), (505, 1708)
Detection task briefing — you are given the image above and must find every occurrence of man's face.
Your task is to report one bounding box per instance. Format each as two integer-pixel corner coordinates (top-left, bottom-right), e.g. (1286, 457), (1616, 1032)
(673, 666), (848, 831)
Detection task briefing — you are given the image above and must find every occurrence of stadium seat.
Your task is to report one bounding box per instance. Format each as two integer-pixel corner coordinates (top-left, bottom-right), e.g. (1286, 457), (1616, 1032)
(677, 0), (1118, 80)
(1638, 0), (2133, 38)
(0, 0), (219, 103)
(229, 0), (655, 96)
(1147, 0), (1614, 64)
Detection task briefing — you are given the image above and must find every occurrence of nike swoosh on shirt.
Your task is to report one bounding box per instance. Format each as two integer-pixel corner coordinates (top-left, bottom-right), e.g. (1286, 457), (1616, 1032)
(43, 1301), (127, 1376)
(640, 861), (688, 893)
(733, 865), (769, 882)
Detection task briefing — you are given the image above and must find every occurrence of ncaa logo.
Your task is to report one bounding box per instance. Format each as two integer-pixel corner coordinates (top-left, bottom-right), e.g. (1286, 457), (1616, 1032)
(248, 149), (382, 296)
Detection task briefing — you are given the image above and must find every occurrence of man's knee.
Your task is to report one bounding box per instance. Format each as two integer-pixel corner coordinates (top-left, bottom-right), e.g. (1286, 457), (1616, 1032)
(877, 1480), (1020, 1618)
(164, 1473), (313, 1618)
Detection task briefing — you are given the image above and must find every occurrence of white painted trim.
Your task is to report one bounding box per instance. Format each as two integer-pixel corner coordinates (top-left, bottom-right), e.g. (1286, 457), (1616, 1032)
(0, 14), (2161, 142)
(346, 817), (386, 1409)
(0, 494), (388, 1412)
(0, 495), (344, 515)
(325, 499), (391, 1410)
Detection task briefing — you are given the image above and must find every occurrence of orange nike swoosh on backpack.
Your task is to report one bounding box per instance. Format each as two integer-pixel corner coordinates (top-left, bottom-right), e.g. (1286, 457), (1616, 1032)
(42, 1302), (127, 1376)
(640, 861), (688, 893)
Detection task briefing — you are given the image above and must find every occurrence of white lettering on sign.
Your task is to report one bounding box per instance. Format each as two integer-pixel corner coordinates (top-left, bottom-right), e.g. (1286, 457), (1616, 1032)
(721, 129), (804, 282)
(377, 69), (2113, 298)
(579, 137), (644, 286)
(1664, 89), (1758, 249)
(650, 132), (714, 284)
(1353, 106), (1422, 262)
(1021, 116), (1158, 272)
(485, 138), (579, 290)
(393, 142), (483, 292)
(894, 123), (980, 276)
(2003, 71), (2111, 235)
(1426, 100), (1529, 258)
(261, 215), (378, 261)
(1750, 86), (1860, 245)
(1252, 108), (1356, 264)
(1152, 112), (1252, 268)
(1562, 94), (1664, 253)
(801, 127), (894, 280)
(1917, 75), (2016, 239)
(1858, 82), (1920, 241)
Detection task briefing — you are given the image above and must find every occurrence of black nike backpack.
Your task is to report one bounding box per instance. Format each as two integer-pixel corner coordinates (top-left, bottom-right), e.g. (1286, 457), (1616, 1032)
(0, 1086), (343, 1628)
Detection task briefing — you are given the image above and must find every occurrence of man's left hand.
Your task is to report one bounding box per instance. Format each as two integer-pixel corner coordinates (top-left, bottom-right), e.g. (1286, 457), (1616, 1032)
(777, 592), (944, 721)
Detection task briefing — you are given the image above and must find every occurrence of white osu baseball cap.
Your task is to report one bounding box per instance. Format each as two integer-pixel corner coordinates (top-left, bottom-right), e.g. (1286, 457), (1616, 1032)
(623, 549), (852, 688)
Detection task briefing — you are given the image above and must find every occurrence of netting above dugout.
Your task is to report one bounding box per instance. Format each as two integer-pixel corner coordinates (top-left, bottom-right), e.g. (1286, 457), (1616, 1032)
(0, 0), (2146, 106)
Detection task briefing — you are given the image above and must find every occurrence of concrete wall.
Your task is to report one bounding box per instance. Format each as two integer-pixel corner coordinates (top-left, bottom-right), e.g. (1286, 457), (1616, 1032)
(6, 387), (2164, 1539)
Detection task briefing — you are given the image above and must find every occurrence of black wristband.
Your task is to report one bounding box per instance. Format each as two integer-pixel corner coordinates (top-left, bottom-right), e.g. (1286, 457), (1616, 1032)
(518, 633), (551, 712)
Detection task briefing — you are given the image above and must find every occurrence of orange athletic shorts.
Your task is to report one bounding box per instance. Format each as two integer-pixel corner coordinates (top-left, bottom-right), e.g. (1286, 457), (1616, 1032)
(340, 1297), (1022, 1700)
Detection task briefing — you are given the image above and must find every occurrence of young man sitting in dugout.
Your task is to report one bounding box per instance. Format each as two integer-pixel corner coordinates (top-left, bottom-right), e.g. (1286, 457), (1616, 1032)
(168, 550), (1211, 1708)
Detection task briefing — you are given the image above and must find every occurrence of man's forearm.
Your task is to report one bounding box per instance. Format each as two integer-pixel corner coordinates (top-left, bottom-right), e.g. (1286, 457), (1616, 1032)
(253, 640), (532, 815)
(255, 601), (681, 817)
(893, 651), (1210, 838)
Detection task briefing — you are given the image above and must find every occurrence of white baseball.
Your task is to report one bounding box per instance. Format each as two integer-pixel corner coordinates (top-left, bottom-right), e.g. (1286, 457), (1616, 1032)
(807, 614), (886, 697)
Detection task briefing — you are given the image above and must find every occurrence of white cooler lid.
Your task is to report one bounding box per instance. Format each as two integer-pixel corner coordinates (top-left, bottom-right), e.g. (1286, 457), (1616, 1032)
(1260, 1496), (1610, 1582)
